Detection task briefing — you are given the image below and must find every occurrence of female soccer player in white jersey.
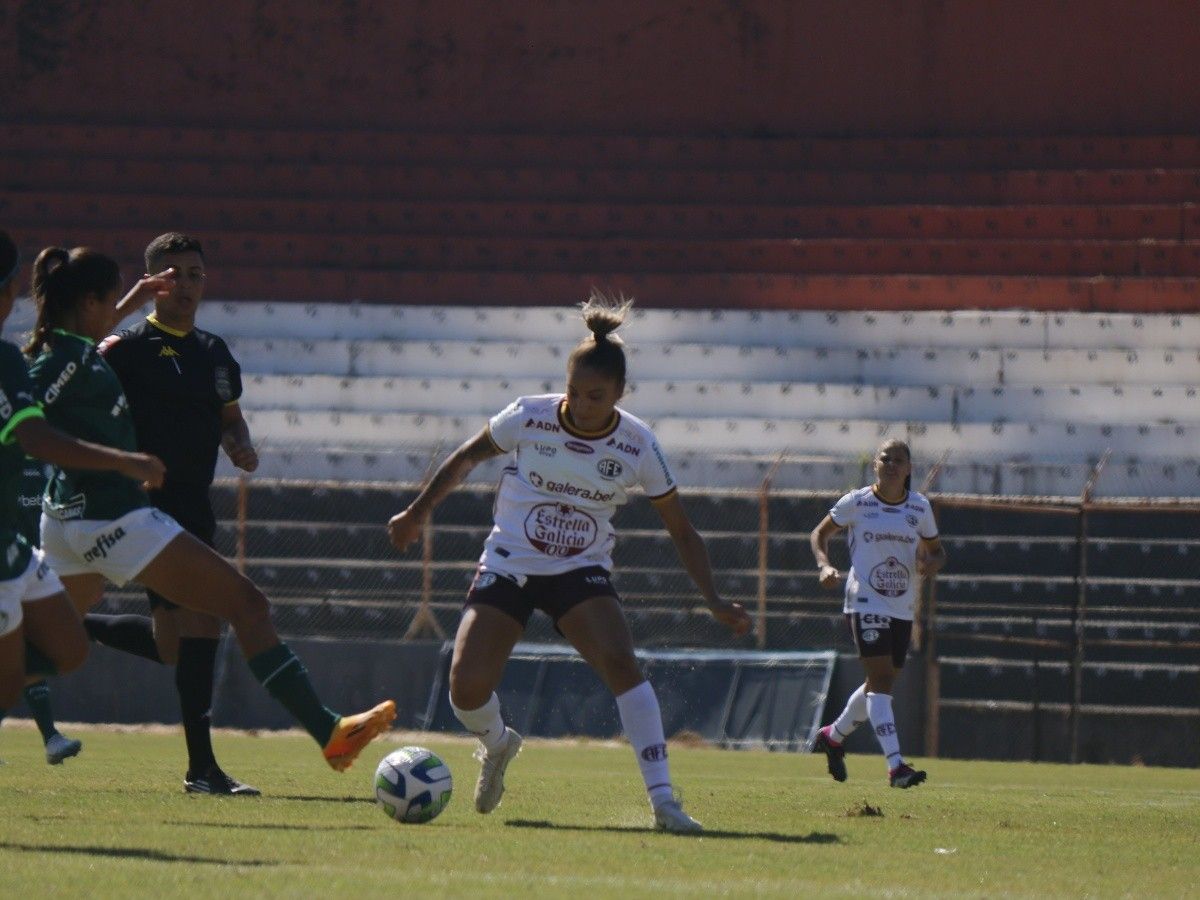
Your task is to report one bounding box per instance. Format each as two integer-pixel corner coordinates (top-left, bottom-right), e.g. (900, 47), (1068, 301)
(23, 245), (395, 774)
(387, 294), (751, 834)
(809, 439), (946, 788)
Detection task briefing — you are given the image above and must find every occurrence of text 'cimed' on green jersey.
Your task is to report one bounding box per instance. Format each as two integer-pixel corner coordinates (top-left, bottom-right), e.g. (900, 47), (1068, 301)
(28, 329), (148, 522)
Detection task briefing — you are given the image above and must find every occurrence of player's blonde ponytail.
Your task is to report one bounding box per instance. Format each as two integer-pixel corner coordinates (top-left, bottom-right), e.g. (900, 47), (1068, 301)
(580, 289), (632, 343)
(568, 290), (633, 386)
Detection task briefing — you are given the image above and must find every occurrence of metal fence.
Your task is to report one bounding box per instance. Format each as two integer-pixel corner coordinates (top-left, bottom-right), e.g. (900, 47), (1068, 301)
(921, 491), (1200, 764)
(86, 467), (1200, 763)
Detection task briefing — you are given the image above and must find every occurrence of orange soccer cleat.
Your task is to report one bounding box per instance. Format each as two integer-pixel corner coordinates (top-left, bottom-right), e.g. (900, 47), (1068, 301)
(322, 700), (397, 772)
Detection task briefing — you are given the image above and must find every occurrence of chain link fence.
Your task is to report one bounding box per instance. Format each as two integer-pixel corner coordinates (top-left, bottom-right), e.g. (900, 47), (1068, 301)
(924, 493), (1200, 764)
(82, 450), (1200, 763)
(199, 477), (847, 652)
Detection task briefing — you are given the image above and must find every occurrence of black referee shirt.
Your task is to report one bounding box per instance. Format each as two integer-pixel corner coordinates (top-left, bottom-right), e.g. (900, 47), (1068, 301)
(99, 315), (243, 489)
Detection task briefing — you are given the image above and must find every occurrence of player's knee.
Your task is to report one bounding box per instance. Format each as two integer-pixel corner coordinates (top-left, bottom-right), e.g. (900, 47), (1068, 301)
(71, 584), (104, 613)
(155, 635), (180, 666)
(448, 664), (491, 710)
(596, 649), (643, 695)
(55, 632), (89, 674)
(228, 581), (271, 631)
(866, 673), (896, 694)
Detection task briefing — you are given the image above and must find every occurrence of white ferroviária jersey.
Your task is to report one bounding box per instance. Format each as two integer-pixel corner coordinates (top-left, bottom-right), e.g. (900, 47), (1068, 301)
(480, 394), (677, 576)
(828, 485), (939, 620)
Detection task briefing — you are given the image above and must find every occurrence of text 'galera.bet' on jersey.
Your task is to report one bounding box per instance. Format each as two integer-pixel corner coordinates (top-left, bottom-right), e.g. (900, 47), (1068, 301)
(829, 485), (939, 621)
(482, 394), (676, 576)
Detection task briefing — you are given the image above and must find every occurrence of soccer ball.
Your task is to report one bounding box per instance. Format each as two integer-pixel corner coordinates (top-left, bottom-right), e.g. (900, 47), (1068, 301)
(374, 746), (453, 824)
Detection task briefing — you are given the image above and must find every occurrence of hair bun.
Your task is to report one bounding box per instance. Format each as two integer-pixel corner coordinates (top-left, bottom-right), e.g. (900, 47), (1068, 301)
(580, 289), (633, 342)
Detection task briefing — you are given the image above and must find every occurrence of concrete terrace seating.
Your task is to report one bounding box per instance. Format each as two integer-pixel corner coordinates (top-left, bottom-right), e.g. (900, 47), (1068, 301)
(3, 126), (1199, 311)
(240, 375), (1196, 425)
(219, 339), (1200, 384)
(10, 155), (1200, 206)
(7, 192), (1200, 244)
(4, 126), (1199, 170)
(189, 303), (1200, 347)
(15, 225), (1200, 278)
(4, 301), (1195, 496)
(7, 301), (1192, 496)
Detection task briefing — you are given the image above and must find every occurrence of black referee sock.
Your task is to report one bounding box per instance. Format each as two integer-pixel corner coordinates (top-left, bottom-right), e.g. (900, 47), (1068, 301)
(177, 637), (219, 776)
(24, 641), (57, 678)
(83, 614), (162, 663)
(23, 681), (60, 742)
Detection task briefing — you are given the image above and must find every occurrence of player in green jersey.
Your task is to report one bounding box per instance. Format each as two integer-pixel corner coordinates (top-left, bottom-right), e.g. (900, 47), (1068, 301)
(24, 244), (395, 775)
(16, 457), (84, 763)
(0, 230), (167, 753)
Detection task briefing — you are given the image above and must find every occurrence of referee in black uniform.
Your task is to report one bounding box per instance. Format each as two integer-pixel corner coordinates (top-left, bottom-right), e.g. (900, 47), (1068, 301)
(85, 232), (261, 795)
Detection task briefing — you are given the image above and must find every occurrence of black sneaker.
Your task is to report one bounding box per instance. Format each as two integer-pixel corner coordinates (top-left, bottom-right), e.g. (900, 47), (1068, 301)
(184, 765), (262, 796)
(889, 763), (927, 789)
(811, 726), (847, 782)
(45, 732), (83, 765)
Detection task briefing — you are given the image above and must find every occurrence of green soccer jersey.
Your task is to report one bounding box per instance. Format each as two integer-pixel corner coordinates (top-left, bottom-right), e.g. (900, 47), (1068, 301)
(28, 329), (148, 521)
(17, 457), (51, 547)
(0, 339), (45, 578)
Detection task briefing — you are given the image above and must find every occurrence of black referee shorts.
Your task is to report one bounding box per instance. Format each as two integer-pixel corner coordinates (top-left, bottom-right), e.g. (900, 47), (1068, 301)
(145, 484), (216, 612)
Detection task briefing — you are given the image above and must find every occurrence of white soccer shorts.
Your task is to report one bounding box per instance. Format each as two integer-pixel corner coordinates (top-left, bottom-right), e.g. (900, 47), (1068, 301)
(0, 548), (66, 637)
(40, 506), (184, 587)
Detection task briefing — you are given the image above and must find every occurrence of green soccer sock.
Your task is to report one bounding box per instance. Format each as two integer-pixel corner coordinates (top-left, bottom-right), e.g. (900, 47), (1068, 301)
(247, 643), (339, 747)
(23, 681), (60, 743)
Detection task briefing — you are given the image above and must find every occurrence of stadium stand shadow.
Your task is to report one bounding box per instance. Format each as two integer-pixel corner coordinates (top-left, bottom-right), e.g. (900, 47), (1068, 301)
(266, 794), (376, 804)
(505, 819), (841, 844)
(0, 840), (277, 867)
(168, 820), (378, 832)
(58, 787), (373, 805)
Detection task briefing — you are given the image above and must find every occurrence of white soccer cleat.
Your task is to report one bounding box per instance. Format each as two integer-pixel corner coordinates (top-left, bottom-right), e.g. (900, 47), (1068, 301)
(653, 799), (704, 834)
(45, 733), (83, 765)
(473, 727), (522, 814)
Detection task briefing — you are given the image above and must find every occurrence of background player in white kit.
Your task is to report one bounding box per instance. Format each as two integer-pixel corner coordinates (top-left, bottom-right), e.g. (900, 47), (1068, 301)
(387, 294), (751, 834)
(809, 439), (946, 788)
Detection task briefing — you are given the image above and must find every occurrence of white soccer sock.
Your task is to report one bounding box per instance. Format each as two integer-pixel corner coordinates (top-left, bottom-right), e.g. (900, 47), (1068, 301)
(615, 680), (674, 808)
(830, 683), (869, 743)
(866, 691), (904, 769)
(451, 692), (509, 754)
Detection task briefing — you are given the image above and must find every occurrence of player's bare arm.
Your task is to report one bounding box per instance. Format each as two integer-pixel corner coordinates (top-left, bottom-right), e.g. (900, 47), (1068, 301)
(14, 415), (165, 488)
(811, 514), (844, 588)
(219, 402), (258, 472)
(387, 427), (503, 552)
(652, 491), (751, 637)
(917, 535), (947, 576)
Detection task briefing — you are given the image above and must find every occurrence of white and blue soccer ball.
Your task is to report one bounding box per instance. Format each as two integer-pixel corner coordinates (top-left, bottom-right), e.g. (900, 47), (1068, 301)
(374, 746), (453, 824)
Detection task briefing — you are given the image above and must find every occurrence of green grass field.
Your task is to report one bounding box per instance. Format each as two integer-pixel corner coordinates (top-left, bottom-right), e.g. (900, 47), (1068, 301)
(1, 722), (1197, 898)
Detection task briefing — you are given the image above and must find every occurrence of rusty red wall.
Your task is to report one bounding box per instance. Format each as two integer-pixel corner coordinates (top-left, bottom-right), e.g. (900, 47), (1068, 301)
(1, 1), (1197, 136)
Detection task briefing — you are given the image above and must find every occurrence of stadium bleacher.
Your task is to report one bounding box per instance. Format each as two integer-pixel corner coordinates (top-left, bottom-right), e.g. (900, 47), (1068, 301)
(5, 123), (1198, 761)
(3, 126), (1199, 311)
(10, 299), (1197, 495)
(193, 306), (1200, 497)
